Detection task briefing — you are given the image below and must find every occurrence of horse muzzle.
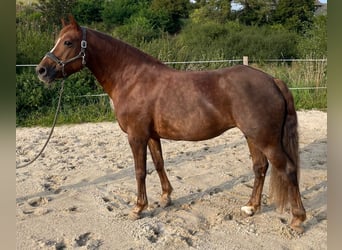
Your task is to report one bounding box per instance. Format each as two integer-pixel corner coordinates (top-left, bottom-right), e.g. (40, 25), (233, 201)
(36, 64), (59, 84)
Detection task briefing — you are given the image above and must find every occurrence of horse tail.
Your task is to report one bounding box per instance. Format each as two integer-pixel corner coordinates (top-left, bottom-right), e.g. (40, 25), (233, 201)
(270, 78), (300, 211)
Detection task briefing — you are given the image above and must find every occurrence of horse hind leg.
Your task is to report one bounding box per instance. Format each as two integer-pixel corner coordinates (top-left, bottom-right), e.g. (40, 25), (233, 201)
(148, 137), (173, 208)
(266, 145), (306, 233)
(241, 139), (269, 216)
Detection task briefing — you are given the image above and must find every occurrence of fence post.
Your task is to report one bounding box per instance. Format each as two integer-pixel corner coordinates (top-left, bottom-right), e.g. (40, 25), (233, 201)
(243, 56), (248, 65)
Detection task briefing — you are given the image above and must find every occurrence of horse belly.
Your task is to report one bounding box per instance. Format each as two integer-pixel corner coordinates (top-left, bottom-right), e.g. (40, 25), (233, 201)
(155, 103), (235, 141)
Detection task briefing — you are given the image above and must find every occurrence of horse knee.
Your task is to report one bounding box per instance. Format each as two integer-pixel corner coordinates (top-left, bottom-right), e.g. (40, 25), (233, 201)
(154, 160), (164, 172)
(135, 168), (146, 181)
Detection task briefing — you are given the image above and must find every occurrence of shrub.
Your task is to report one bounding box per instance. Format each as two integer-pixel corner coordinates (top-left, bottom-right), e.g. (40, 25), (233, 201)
(297, 15), (327, 58)
(72, 0), (104, 25)
(114, 15), (159, 46)
(16, 68), (114, 127)
(16, 21), (55, 65)
(102, 0), (144, 28)
(175, 22), (299, 61)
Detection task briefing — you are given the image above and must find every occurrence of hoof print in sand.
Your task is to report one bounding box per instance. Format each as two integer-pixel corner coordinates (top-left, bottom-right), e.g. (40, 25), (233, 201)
(43, 175), (66, 193)
(21, 197), (51, 216)
(66, 206), (79, 213)
(74, 232), (103, 249)
(28, 197), (50, 207)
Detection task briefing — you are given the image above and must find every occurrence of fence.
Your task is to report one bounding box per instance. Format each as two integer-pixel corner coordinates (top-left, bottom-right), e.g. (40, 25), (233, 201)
(16, 56), (327, 98)
(17, 57), (327, 67)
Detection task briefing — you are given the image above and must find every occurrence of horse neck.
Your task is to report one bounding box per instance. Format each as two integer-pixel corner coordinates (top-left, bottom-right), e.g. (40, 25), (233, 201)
(85, 29), (167, 95)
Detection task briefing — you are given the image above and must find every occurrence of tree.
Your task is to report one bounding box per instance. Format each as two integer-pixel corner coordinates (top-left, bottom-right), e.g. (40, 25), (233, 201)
(273, 0), (315, 33)
(102, 0), (147, 27)
(298, 15), (327, 58)
(114, 15), (158, 45)
(232, 0), (276, 26)
(150, 0), (190, 33)
(190, 0), (232, 24)
(35, 0), (76, 28)
(72, 0), (104, 25)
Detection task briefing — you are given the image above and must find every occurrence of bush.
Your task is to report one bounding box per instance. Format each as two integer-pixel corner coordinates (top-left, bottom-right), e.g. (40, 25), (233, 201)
(16, 68), (56, 125)
(35, 0), (77, 28)
(16, 17), (55, 65)
(72, 0), (104, 25)
(102, 0), (144, 28)
(114, 15), (160, 46)
(16, 68), (114, 127)
(297, 15), (327, 58)
(175, 22), (299, 61)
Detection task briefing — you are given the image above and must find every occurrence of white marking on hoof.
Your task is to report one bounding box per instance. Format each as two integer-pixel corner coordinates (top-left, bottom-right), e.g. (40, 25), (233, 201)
(160, 195), (171, 208)
(241, 206), (255, 216)
(129, 210), (141, 220)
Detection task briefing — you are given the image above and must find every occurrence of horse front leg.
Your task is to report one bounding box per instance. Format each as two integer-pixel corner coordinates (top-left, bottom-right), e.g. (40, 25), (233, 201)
(148, 137), (173, 208)
(128, 134), (148, 219)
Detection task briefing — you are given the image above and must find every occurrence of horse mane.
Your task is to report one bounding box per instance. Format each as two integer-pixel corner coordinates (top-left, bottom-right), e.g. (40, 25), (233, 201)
(89, 28), (167, 69)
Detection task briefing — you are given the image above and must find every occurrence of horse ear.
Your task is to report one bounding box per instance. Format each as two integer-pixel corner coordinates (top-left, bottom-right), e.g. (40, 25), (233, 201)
(68, 15), (80, 29)
(61, 18), (67, 27)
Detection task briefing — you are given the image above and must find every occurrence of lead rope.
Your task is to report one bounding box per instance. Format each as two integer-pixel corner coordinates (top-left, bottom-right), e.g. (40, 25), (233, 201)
(16, 78), (65, 169)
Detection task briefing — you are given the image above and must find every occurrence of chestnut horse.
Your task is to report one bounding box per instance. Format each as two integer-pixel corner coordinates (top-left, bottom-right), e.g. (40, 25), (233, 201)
(36, 17), (306, 232)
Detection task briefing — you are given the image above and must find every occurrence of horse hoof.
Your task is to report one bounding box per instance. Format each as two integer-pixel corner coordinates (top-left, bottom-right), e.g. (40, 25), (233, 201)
(241, 206), (255, 216)
(290, 219), (305, 233)
(290, 224), (304, 234)
(160, 196), (171, 208)
(129, 210), (141, 220)
(129, 206), (144, 220)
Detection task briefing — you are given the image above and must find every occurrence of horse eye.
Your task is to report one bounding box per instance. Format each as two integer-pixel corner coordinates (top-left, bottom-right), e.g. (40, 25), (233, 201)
(64, 41), (72, 47)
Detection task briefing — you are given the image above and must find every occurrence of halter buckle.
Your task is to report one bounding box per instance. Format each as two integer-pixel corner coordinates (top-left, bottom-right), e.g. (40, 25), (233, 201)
(81, 40), (87, 49)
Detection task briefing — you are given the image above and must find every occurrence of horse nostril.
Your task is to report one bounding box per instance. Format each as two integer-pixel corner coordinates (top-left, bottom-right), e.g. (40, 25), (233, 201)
(37, 66), (47, 76)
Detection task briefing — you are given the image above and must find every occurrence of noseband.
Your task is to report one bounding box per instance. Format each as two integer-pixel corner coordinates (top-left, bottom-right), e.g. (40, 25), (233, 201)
(45, 27), (87, 77)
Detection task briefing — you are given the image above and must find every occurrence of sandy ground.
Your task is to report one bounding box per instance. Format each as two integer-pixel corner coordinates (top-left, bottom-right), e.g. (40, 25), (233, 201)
(16, 110), (327, 250)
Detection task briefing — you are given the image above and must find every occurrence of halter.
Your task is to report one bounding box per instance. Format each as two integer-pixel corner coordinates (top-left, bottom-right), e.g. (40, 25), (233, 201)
(45, 26), (87, 77)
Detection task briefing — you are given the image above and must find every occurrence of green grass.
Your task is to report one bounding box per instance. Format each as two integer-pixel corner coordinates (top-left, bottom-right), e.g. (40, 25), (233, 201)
(251, 60), (327, 110)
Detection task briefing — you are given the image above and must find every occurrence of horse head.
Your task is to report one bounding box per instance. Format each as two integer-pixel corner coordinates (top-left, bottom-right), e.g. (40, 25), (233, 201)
(36, 16), (87, 84)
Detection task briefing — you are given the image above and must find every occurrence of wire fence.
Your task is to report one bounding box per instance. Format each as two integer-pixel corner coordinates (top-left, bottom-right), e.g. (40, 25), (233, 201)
(15, 58), (327, 68)
(16, 57), (327, 98)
